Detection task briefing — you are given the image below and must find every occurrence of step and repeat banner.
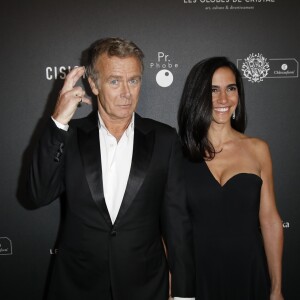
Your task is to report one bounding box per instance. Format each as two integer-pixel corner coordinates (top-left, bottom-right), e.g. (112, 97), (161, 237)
(1, 0), (299, 299)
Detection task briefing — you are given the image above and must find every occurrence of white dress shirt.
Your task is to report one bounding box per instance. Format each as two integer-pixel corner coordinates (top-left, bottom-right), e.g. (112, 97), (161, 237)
(53, 113), (134, 224)
(52, 115), (194, 300)
(98, 112), (134, 224)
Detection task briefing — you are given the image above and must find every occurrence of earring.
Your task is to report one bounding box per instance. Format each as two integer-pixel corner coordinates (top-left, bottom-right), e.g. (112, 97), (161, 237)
(232, 111), (236, 120)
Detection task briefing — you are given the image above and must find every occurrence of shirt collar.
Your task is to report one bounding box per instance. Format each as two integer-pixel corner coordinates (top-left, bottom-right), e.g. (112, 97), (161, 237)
(98, 112), (135, 138)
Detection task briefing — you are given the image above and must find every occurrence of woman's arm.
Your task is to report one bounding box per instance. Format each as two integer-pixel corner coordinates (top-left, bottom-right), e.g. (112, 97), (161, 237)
(258, 140), (284, 300)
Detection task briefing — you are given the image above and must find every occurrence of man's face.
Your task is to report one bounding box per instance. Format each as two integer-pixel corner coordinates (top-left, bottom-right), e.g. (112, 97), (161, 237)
(90, 54), (142, 122)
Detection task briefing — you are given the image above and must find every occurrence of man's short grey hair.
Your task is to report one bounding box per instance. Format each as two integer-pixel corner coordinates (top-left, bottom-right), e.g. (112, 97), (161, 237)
(86, 37), (145, 84)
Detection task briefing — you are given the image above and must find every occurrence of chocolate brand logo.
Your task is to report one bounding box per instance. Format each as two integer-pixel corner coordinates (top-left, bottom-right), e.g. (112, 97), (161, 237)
(237, 54), (299, 83)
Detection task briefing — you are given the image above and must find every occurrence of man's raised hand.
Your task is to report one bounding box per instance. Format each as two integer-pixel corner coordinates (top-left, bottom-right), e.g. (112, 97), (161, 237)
(52, 67), (92, 125)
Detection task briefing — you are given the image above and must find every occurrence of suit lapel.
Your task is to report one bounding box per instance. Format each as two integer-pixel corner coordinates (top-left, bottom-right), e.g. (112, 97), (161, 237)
(77, 112), (112, 227)
(114, 115), (154, 226)
(77, 112), (154, 227)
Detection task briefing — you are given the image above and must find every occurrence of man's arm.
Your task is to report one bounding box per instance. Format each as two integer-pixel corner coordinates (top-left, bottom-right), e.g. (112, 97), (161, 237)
(27, 119), (68, 207)
(161, 130), (195, 299)
(27, 67), (91, 207)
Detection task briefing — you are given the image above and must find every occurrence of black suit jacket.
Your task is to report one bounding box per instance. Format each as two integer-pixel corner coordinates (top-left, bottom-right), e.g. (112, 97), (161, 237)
(28, 111), (195, 300)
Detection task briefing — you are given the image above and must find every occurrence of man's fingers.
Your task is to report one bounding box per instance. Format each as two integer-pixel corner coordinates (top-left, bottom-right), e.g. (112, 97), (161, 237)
(53, 84), (90, 124)
(73, 86), (85, 99)
(61, 66), (85, 93)
(73, 88), (92, 105)
(52, 67), (91, 123)
(79, 96), (92, 106)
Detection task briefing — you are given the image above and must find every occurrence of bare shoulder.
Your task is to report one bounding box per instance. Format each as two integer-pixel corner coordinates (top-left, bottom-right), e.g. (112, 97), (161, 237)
(247, 137), (269, 151)
(243, 136), (272, 165)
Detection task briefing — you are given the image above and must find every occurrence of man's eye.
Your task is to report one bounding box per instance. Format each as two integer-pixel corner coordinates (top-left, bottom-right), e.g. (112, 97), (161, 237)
(110, 79), (119, 85)
(212, 88), (219, 93)
(129, 79), (140, 85)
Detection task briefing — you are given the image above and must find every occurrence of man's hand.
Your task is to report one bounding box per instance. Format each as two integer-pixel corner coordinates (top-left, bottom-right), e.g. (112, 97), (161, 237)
(52, 66), (92, 124)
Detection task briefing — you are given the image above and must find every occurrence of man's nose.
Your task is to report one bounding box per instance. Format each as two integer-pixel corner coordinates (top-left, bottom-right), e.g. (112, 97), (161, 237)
(121, 82), (131, 98)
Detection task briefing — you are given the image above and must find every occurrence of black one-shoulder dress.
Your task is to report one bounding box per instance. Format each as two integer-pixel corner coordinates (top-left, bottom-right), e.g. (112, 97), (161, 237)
(184, 159), (270, 300)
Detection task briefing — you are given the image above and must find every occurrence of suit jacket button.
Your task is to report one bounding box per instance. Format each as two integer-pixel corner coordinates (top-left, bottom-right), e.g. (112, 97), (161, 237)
(59, 143), (64, 153)
(54, 152), (61, 162)
(111, 230), (117, 236)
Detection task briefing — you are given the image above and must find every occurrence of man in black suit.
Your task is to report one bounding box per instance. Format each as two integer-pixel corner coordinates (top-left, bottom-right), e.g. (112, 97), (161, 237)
(28, 37), (194, 300)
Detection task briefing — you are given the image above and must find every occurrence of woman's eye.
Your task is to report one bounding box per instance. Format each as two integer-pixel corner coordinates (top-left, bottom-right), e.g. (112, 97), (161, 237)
(227, 86), (237, 93)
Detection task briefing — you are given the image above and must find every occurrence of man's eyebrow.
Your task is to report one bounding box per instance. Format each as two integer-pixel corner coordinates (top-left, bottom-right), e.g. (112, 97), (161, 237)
(107, 75), (142, 80)
(129, 75), (142, 79)
(107, 75), (122, 79)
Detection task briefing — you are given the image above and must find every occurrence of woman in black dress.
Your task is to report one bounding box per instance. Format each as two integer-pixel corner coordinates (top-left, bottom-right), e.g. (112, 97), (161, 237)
(178, 57), (284, 300)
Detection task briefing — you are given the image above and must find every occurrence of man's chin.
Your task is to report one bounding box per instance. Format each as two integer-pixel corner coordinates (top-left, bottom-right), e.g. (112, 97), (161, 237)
(118, 106), (135, 115)
(115, 111), (134, 120)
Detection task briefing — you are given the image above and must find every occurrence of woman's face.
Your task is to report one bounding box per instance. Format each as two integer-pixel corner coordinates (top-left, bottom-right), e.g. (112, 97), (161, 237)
(211, 67), (238, 126)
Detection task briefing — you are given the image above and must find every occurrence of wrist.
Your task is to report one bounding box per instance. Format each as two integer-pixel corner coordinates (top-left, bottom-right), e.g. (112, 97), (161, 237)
(271, 287), (282, 294)
(52, 114), (68, 125)
(51, 116), (69, 131)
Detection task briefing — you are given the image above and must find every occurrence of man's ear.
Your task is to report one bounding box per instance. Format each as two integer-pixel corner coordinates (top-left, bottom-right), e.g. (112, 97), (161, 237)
(88, 77), (99, 96)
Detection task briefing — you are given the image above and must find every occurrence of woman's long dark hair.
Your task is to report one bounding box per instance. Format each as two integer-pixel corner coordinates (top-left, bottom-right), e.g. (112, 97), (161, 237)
(178, 57), (247, 162)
